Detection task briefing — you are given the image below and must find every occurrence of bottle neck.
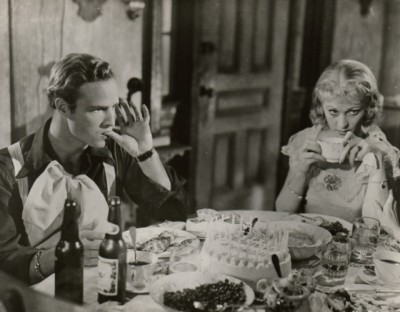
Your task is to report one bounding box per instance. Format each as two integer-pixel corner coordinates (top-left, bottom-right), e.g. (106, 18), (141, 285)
(60, 203), (80, 241)
(106, 203), (122, 239)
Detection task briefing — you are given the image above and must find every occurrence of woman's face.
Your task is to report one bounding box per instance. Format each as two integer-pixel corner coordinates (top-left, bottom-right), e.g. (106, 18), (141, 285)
(322, 99), (366, 137)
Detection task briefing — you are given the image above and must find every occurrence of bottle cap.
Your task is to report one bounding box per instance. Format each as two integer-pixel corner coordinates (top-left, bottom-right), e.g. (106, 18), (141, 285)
(65, 198), (77, 207)
(108, 196), (121, 205)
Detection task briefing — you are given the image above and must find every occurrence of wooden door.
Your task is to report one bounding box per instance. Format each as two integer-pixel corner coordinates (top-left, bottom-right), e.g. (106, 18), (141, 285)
(192, 0), (289, 211)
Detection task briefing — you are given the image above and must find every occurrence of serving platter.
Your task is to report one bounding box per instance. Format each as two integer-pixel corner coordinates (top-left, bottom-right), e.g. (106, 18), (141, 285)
(122, 227), (200, 258)
(149, 272), (255, 312)
(282, 213), (352, 234)
(358, 268), (400, 288)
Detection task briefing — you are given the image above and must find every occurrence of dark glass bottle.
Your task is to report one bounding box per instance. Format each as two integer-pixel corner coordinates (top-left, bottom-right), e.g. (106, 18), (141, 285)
(55, 199), (84, 304)
(98, 196), (127, 304)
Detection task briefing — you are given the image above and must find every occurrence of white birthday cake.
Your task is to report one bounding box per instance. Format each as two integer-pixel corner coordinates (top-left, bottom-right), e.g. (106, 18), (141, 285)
(200, 221), (291, 288)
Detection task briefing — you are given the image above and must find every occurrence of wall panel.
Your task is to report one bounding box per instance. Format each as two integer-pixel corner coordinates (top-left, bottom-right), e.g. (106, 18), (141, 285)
(332, 0), (384, 78)
(0, 0), (11, 147)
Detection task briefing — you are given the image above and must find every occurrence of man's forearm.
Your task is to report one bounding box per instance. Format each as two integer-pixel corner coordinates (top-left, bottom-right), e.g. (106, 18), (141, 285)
(138, 150), (171, 190)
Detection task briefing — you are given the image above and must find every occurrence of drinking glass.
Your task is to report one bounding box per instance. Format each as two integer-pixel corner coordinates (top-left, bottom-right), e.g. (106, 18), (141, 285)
(318, 233), (352, 286)
(127, 262), (155, 293)
(351, 217), (380, 264)
(169, 245), (200, 274)
(127, 251), (157, 293)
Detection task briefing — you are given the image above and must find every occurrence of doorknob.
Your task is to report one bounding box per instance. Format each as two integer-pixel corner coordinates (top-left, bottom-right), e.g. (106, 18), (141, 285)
(200, 41), (216, 54)
(199, 86), (214, 98)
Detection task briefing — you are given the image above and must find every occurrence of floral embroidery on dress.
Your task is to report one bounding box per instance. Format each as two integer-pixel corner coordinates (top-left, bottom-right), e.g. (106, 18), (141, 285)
(324, 174), (342, 191)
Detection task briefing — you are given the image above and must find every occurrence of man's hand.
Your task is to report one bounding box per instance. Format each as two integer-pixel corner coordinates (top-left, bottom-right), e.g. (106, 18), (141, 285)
(105, 100), (153, 157)
(80, 221), (119, 267)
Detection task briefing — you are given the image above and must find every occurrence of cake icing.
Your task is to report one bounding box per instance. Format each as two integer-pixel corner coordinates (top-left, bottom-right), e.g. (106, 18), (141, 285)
(200, 220), (291, 287)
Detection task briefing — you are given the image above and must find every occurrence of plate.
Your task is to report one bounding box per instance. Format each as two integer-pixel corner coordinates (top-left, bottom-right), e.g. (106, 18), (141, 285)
(283, 213), (352, 234)
(221, 210), (289, 222)
(122, 227), (200, 258)
(358, 268), (400, 288)
(149, 272), (255, 312)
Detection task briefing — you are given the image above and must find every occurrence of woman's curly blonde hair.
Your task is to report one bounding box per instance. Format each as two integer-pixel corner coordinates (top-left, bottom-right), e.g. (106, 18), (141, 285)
(310, 59), (383, 127)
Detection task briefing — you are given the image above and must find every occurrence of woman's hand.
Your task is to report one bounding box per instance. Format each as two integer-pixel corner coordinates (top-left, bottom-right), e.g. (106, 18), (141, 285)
(295, 140), (326, 174)
(105, 100), (153, 157)
(340, 131), (376, 166)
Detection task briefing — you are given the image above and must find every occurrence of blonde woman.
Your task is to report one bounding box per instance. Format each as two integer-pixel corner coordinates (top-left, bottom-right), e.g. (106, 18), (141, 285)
(276, 60), (400, 225)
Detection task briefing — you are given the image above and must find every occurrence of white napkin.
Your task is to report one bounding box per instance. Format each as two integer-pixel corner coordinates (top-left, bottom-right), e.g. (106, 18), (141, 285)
(377, 190), (400, 242)
(22, 160), (109, 248)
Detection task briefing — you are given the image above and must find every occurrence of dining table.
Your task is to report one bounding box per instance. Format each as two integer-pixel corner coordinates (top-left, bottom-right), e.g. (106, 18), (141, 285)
(31, 210), (400, 312)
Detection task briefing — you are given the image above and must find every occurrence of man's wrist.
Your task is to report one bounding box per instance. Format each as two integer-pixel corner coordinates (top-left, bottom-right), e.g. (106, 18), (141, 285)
(136, 147), (155, 162)
(33, 249), (46, 281)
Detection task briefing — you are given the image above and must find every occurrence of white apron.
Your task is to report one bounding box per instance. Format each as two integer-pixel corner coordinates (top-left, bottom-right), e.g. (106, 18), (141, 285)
(8, 142), (116, 248)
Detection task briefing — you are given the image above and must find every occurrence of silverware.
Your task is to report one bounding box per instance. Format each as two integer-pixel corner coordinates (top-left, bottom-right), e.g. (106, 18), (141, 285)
(129, 226), (137, 263)
(271, 254), (282, 278)
(243, 218), (258, 235)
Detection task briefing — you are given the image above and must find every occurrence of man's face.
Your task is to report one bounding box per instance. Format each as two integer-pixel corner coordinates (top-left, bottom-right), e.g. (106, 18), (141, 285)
(322, 99), (366, 137)
(66, 79), (119, 148)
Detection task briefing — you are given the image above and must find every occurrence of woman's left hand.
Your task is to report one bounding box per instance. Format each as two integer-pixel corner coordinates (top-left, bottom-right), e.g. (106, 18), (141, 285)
(340, 131), (375, 166)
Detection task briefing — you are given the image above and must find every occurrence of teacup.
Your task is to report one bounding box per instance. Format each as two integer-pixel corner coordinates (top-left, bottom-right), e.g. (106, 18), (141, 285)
(317, 138), (345, 163)
(373, 250), (400, 285)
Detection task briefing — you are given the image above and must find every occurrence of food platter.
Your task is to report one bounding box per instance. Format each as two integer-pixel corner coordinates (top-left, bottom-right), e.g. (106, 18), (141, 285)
(122, 227), (200, 258)
(269, 221), (332, 260)
(282, 213), (352, 235)
(149, 272), (255, 312)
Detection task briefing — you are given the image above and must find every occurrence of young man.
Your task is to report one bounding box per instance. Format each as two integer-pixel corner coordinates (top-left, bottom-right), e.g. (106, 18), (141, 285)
(0, 53), (188, 284)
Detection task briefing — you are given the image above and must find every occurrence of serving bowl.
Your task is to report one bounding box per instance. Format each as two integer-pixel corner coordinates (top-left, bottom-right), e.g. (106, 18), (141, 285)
(271, 221), (332, 260)
(257, 273), (311, 312)
(373, 250), (400, 285)
(149, 272), (254, 311)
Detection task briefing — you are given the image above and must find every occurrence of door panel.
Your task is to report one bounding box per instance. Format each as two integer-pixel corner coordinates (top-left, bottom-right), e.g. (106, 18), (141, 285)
(193, 0), (289, 211)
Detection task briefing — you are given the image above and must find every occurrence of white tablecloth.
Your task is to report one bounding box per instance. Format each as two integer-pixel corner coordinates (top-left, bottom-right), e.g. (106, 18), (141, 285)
(31, 210), (400, 311)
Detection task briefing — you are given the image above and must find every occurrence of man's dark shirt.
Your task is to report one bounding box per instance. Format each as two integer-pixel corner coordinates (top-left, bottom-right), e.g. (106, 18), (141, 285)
(0, 119), (188, 283)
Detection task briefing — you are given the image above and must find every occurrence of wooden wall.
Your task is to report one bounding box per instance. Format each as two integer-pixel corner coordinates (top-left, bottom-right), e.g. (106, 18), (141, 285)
(332, 0), (400, 148)
(0, 0), (143, 146)
(331, 0), (384, 80)
(0, 0), (11, 146)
